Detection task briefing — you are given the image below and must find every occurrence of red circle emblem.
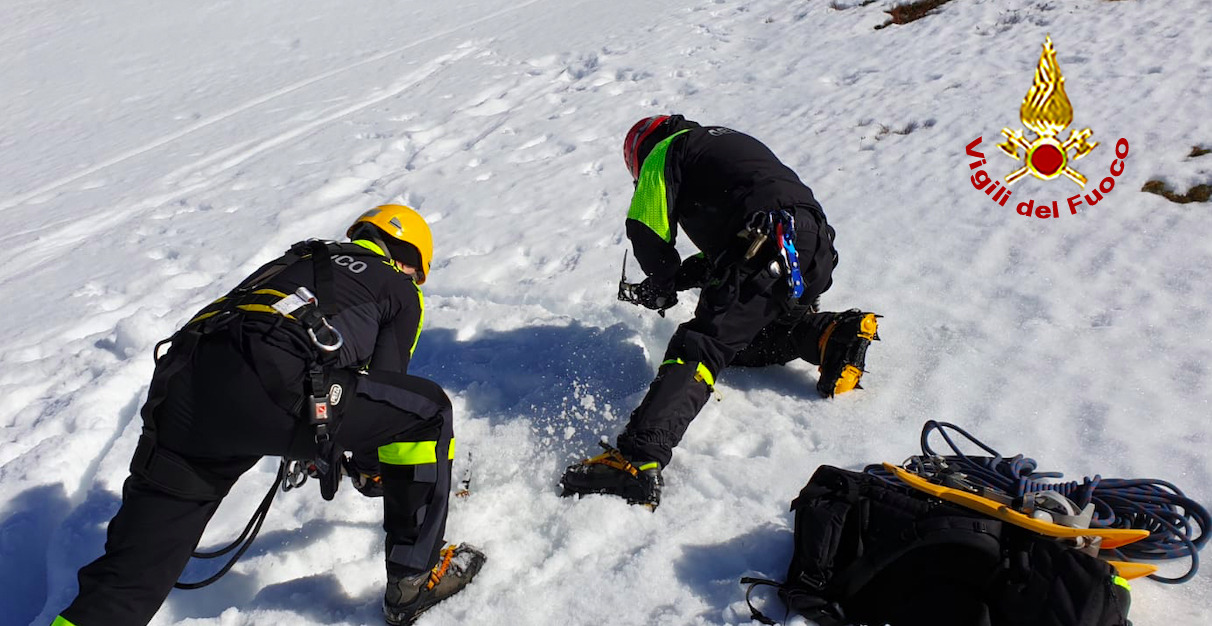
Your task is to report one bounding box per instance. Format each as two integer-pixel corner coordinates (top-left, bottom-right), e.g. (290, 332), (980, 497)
(1030, 143), (1065, 176)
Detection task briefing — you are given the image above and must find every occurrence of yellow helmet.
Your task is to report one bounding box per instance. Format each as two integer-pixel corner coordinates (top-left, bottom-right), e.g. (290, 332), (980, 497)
(346, 204), (433, 284)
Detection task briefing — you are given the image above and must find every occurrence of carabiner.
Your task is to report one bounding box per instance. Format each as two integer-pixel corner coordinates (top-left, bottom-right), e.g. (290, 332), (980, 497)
(308, 319), (344, 352)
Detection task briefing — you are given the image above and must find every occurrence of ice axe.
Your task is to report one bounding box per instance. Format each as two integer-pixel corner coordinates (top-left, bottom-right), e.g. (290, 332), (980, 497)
(617, 252), (667, 317)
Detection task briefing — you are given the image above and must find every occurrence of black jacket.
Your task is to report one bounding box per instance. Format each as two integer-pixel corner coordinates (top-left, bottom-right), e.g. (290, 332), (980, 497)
(146, 240), (424, 456)
(625, 118), (831, 290)
(242, 241), (423, 377)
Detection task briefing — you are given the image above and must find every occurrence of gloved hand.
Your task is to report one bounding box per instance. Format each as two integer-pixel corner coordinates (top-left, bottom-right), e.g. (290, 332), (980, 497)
(350, 471), (384, 498)
(342, 456), (384, 498)
(634, 277), (678, 311)
(674, 254), (713, 291)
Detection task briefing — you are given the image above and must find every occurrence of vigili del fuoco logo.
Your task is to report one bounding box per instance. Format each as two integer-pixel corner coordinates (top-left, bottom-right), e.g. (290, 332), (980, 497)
(965, 35), (1130, 219)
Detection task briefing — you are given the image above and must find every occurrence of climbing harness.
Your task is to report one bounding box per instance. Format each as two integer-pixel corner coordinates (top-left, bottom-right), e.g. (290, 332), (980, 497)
(270, 278), (346, 503)
(138, 240), (364, 589)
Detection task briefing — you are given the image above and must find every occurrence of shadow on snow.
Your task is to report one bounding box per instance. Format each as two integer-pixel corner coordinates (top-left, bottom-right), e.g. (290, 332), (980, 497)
(674, 523), (793, 622)
(23, 319), (826, 624)
(0, 484), (73, 626)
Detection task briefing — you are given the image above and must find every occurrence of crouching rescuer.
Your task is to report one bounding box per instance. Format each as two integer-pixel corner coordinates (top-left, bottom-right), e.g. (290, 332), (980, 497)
(561, 115), (880, 510)
(54, 205), (484, 626)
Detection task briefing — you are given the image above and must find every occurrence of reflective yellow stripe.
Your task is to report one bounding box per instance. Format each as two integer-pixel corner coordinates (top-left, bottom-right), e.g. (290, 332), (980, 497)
(411, 285), (424, 356)
(1113, 575), (1131, 591)
(638, 461), (660, 471)
(352, 238), (388, 257)
(52, 616), (78, 626)
(355, 238), (424, 356)
(187, 310), (221, 325)
(188, 290), (292, 326)
(661, 358), (715, 387)
(352, 239), (404, 272)
(378, 439), (456, 465)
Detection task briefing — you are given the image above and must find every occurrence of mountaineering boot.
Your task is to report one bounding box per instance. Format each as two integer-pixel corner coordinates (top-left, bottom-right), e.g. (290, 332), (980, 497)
(814, 309), (880, 398)
(383, 544), (487, 625)
(559, 442), (663, 510)
(636, 465), (663, 509)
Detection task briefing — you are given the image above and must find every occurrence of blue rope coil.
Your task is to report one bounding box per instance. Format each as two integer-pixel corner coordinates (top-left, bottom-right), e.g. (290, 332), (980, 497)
(866, 420), (1210, 584)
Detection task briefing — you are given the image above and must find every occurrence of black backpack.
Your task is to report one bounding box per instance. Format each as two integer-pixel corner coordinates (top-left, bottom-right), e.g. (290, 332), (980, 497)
(744, 465), (1132, 626)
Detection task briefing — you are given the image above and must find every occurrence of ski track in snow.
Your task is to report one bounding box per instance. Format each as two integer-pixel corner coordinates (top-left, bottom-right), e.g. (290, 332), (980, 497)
(2, 0), (1211, 625)
(0, 0), (551, 215)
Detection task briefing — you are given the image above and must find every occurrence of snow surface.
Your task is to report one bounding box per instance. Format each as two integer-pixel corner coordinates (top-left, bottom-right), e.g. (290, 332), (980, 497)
(2, 0), (1210, 624)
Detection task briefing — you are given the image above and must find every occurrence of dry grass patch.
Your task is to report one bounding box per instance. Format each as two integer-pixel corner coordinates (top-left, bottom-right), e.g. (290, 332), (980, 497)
(1142, 180), (1212, 204)
(874, 0), (957, 29)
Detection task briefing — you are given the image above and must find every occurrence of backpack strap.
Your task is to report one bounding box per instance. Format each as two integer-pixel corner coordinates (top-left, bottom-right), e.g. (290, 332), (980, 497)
(739, 578), (782, 626)
(134, 240), (347, 498)
(787, 466), (863, 590)
(741, 576), (850, 626)
(738, 468), (862, 626)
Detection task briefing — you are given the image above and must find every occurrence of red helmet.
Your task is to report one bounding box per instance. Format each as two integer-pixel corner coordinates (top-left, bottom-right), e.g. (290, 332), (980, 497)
(623, 115), (671, 180)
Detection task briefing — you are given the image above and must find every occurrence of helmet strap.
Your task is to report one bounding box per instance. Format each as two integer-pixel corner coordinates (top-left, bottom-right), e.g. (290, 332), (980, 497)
(368, 234), (394, 262)
(349, 223), (395, 262)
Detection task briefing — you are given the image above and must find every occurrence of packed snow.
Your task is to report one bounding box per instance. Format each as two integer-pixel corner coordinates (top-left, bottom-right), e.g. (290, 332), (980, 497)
(2, 0), (1210, 624)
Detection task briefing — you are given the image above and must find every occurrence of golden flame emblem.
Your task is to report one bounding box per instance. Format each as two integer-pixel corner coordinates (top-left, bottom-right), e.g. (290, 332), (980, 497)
(998, 35), (1098, 187)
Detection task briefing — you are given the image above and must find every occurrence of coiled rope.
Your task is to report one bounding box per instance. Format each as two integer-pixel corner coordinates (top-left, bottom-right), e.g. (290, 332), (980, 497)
(866, 420), (1210, 583)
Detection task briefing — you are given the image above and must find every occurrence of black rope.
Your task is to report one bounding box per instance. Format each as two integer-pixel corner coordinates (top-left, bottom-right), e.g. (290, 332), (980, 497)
(174, 462), (285, 590)
(866, 420), (1211, 584)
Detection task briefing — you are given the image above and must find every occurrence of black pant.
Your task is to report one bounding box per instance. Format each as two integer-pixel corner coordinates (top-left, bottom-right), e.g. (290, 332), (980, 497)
(730, 310), (838, 368)
(618, 214), (837, 467)
(60, 334), (454, 626)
